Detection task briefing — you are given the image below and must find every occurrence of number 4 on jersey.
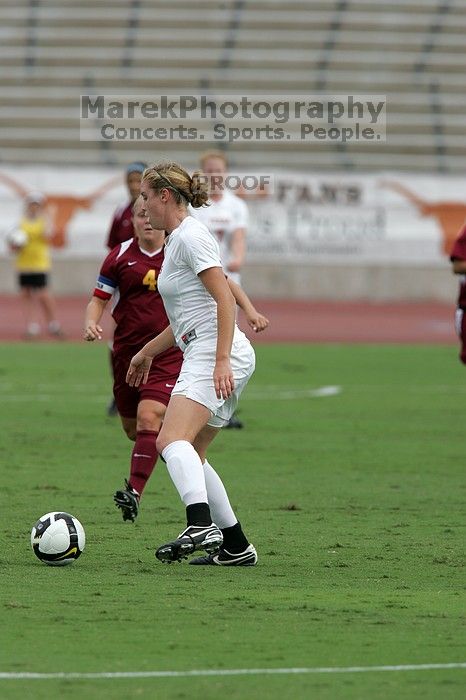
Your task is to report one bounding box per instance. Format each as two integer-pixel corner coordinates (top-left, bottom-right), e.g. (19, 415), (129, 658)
(142, 269), (157, 291)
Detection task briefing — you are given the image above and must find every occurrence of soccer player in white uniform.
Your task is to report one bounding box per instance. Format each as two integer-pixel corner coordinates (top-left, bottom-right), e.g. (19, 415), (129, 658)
(191, 151), (249, 429)
(127, 162), (257, 566)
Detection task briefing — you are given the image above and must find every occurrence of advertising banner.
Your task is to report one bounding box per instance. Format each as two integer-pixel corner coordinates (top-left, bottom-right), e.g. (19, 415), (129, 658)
(0, 167), (464, 263)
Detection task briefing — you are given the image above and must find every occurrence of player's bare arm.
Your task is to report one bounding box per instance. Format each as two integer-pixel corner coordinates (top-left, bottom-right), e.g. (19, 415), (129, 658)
(452, 259), (466, 274)
(83, 296), (108, 341)
(199, 266), (236, 400)
(227, 227), (246, 273)
(227, 277), (269, 332)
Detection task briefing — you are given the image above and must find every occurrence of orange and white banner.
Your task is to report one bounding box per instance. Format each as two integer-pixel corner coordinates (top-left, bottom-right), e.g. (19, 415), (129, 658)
(0, 167), (464, 261)
(246, 172), (466, 262)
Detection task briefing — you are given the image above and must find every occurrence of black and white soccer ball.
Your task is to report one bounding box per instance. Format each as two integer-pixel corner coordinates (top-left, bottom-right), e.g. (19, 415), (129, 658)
(31, 512), (85, 566)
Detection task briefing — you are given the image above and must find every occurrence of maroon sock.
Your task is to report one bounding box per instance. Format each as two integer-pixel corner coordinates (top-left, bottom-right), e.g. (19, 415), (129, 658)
(129, 430), (158, 496)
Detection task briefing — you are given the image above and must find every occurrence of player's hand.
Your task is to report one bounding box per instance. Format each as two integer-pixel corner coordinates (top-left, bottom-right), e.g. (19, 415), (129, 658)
(246, 311), (269, 333)
(213, 358), (234, 400)
(227, 261), (241, 273)
(126, 352), (153, 387)
(83, 321), (103, 341)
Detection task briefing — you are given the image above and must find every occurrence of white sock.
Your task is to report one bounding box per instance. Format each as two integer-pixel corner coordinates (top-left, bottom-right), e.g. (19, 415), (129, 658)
(161, 440), (208, 506)
(203, 460), (237, 529)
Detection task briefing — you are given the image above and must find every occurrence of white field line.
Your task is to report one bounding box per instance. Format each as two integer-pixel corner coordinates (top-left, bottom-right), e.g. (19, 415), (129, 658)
(0, 662), (465, 680)
(3, 383), (466, 398)
(246, 385), (342, 400)
(4, 382), (466, 401)
(0, 385), (342, 401)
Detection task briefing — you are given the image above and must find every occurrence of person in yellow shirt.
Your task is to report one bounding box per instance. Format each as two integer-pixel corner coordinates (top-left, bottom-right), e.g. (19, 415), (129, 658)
(9, 192), (63, 339)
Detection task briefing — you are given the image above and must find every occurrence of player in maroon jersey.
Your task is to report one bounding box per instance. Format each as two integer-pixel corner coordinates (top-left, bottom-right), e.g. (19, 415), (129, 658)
(450, 223), (466, 364)
(84, 196), (269, 522)
(85, 195), (181, 521)
(105, 161), (148, 416)
(106, 161), (147, 250)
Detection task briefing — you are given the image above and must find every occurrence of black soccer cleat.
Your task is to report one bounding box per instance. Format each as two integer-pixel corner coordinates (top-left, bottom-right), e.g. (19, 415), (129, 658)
(107, 397), (118, 416)
(189, 543), (257, 566)
(225, 413), (243, 429)
(113, 479), (140, 522)
(155, 524), (223, 563)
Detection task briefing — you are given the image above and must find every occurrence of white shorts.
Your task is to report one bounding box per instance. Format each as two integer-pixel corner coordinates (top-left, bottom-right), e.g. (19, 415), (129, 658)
(171, 335), (255, 428)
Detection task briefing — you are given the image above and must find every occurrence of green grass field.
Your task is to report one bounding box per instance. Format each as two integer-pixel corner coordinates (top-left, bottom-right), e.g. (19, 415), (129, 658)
(0, 341), (465, 700)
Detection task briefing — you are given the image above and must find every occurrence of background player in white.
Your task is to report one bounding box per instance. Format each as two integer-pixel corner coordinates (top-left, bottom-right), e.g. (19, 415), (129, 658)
(191, 150), (248, 285)
(191, 150), (249, 428)
(127, 162), (257, 566)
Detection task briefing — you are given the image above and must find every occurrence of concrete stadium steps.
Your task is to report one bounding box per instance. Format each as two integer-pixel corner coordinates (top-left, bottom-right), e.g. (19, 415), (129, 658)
(1, 45), (465, 73)
(0, 95), (464, 136)
(1, 144), (463, 176)
(3, 25), (465, 52)
(1, 0), (465, 172)
(2, 86), (466, 109)
(2, 126), (465, 150)
(0, 6), (232, 30)
(7, 6), (461, 32)
(1, 67), (465, 94)
(2, 127), (466, 159)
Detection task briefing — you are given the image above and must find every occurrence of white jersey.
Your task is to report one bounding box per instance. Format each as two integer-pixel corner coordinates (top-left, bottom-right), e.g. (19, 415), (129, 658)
(190, 190), (248, 276)
(158, 215), (245, 352)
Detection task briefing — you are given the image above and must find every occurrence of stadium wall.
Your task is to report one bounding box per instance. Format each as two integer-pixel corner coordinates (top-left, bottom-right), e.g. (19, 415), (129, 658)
(0, 254), (456, 302)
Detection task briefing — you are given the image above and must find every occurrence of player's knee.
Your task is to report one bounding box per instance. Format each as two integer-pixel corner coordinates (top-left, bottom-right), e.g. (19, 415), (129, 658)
(125, 428), (136, 442)
(137, 407), (164, 432)
(123, 424), (137, 441)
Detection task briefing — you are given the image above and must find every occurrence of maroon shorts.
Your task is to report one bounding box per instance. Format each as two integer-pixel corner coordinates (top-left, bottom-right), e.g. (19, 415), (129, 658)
(112, 353), (179, 418)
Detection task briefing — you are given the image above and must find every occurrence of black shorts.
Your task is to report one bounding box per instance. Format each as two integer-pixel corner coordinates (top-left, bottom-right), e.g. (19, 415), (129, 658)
(18, 272), (48, 289)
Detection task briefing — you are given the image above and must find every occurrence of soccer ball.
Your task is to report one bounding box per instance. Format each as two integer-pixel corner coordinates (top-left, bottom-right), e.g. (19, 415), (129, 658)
(31, 512), (85, 566)
(7, 228), (28, 250)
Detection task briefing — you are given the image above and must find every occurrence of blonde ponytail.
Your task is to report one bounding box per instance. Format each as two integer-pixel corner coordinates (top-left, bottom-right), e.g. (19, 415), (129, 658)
(190, 171), (209, 208)
(143, 162), (208, 208)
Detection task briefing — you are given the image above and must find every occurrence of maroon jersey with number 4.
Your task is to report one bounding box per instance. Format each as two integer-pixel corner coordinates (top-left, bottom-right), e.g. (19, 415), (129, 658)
(450, 224), (466, 309)
(93, 238), (182, 372)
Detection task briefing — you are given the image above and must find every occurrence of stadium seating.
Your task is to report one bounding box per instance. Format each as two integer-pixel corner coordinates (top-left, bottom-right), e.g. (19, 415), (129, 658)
(1, 0), (465, 172)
